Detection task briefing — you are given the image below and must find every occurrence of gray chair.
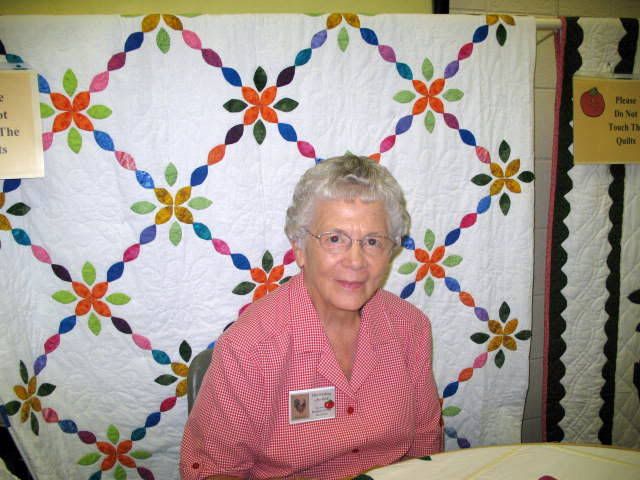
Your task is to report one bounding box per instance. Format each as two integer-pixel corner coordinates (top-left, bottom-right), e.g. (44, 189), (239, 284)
(187, 321), (235, 413)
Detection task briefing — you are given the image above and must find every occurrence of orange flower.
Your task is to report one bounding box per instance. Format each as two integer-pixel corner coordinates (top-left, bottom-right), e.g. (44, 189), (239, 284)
(51, 91), (94, 132)
(96, 440), (136, 471)
(414, 245), (446, 281)
(412, 78), (445, 115)
(242, 86), (278, 125)
(250, 265), (284, 301)
(72, 281), (111, 317)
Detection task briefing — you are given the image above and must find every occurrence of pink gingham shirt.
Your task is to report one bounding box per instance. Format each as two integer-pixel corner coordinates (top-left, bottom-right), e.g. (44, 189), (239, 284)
(180, 273), (442, 479)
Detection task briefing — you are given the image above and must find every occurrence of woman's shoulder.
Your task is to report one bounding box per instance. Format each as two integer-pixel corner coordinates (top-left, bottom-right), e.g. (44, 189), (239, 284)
(376, 288), (431, 331)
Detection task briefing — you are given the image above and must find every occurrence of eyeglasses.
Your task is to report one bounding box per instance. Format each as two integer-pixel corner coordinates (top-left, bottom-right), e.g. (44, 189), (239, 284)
(304, 227), (395, 257)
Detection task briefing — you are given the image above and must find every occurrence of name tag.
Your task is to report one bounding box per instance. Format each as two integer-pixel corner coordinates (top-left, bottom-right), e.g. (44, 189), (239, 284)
(288, 386), (336, 424)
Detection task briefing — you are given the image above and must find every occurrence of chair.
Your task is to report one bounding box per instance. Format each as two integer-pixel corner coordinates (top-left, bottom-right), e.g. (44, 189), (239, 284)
(187, 321), (235, 413)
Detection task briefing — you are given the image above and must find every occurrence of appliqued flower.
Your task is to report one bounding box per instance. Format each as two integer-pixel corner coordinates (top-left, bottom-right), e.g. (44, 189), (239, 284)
(471, 140), (534, 215)
(471, 301), (531, 368)
(0, 189), (30, 232)
(486, 14), (515, 46)
(4, 361), (56, 435)
(223, 67), (299, 144)
(131, 163), (213, 246)
(154, 341), (192, 398)
(232, 251), (291, 301)
(141, 13), (183, 53)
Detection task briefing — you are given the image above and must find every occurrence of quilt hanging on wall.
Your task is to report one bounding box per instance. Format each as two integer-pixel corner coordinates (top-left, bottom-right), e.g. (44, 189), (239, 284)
(0, 14), (535, 479)
(544, 17), (640, 448)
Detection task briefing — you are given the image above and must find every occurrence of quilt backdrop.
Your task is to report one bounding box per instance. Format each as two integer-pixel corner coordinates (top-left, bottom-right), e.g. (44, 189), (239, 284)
(0, 14), (535, 479)
(544, 17), (640, 448)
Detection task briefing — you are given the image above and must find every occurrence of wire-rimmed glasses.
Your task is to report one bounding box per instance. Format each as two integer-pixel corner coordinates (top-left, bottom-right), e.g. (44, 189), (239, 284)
(304, 227), (395, 257)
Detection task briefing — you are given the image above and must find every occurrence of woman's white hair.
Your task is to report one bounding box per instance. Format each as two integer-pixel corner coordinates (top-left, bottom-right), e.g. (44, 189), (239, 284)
(285, 154), (410, 247)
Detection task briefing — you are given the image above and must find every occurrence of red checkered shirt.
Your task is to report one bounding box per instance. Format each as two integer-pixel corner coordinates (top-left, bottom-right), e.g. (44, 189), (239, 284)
(180, 273), (442, 479)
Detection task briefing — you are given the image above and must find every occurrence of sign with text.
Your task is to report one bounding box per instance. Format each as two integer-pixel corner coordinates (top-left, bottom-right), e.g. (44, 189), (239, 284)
(0, 66), (44, 178)
(573, 75), (640, 164)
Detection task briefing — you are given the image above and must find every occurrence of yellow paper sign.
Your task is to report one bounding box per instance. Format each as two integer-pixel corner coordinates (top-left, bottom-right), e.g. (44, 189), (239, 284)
(573, 75), (640, 164)
(0, 65), (45, 178)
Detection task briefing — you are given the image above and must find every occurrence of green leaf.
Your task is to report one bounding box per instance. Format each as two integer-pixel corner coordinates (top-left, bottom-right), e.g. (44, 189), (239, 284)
(515, 330), (532, 341)
(169, 221), (182, 246)
(68, 127), (82, 153)
(156, 27), (170, 53)
(30, 412), (39, 436)
(4, 400), (20, 416)
(279, 276), (291, 285)
(107, 424), (120, 444)
(77, 452), (101, 466)
(188, 197), (213, 210)
(88, 313), (101, 336)
(37, 383), (56, 397)
(253, 119), (266, 145)
(232, 281), (256, 295)
(19, 361), (28, 384)
(424, 277), (435, 296)
(6, 203), (30, 216)
(499, 301), (510, 323)
(131, 201), (157, 214)
(442, 406), (461, 417)
(40, 103), (55, 118)
(52, 290), (77, 304)
(443, 255), (462, 267)
(337, 26), (349, 52)
(253, 66), (267, 92)
(106, 293), (131, 305)
(262, 250), (274, 273)
(471, 174), (492, 186)
(424, 110), (435, 133)
(155, 374), (178, 385)
(86, 105), (112, 119)
(470, 332), (490, 344)
(165, 162), (178, 186)
(179, 340), (192, 363)
(273, 98), (299, 112)
(130, 449), (152, 459)
(393, 90), (416, 103)
(223, 99), (248, 112)
(442, 89), (464, 101)
(63, 69), (78, 97)
(398, 262), (418, 274)
(518, 171), (535, 183)
(114, 464), (127, 480)
(498, 140), (511, 163)
(421, 57), (434, 81)
(496, 23), (507, 46)
(424, 229), (435, 251)
(82, 262), (96, 286)
(420, 455), (432, 461)
(499, 192), (511, 216)
(495, 349), (506, 368)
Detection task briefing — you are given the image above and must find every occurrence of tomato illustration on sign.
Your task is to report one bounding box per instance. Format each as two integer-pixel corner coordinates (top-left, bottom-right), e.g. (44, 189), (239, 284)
(580, 87), (606, 117)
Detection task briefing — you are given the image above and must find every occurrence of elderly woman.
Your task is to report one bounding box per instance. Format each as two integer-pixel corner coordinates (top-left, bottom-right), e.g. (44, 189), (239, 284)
(180, 155), (442, 479)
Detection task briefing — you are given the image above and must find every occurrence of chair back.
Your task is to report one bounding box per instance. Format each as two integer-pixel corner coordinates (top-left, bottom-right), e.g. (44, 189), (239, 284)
(187, 348), (213, 413)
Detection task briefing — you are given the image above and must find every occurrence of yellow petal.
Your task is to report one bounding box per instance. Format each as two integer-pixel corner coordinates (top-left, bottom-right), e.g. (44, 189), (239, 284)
(506, 179), (522, 193)
(343, 13), (360, 28)
(141, 14), (160, 33)
(503, 336), (517, 350)
(20, 402), (30, 423)
(326, 13), (342, 29)
(488, 336), (502, 352)
(155, 206), (173, 225)
(175, 186), (192, 205)
(176, 378), (188, 397)
(154, 188), (173, 206)
(162, 14), (183, 31)
(488, 320), (503, 334)
(490, 162), (504, 178)
(30, 397), (42, 412)
(0, 214), (12, 231)
(14, 385), (29, 401)
(500, 15), (516, 26)
(0, 192), (4, 209)
(505, 159), (520, 177)
(489, 179), (504, 196)
(28, 377), (37, 396)
(175, 206), (193, 224)
(486, 14), (499, 25)
(171, 362), (189, 377)
(504, 318), (519, 335)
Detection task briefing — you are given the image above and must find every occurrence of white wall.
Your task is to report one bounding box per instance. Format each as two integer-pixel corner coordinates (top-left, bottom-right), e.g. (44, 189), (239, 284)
(451, 0), (640, 442)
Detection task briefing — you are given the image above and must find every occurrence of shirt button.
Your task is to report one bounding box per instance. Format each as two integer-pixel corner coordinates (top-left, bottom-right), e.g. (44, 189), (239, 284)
(347, 406), (354, 415)
(352, 448), (360, 453)
(192, 462), (200, 469)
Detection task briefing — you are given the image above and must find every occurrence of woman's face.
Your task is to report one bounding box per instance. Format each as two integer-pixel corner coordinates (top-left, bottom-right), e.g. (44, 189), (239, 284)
(293, 198), (392, 323)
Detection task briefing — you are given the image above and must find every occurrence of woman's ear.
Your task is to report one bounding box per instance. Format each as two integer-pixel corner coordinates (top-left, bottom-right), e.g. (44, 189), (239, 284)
(291, 240), (305, 269)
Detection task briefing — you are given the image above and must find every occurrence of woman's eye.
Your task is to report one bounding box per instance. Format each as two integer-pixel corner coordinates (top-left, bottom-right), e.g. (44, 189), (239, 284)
(328, 234), (341, 244)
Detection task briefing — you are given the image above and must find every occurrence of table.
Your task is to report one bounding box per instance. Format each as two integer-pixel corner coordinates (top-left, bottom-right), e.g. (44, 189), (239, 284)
(361, 443), (640, 479)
